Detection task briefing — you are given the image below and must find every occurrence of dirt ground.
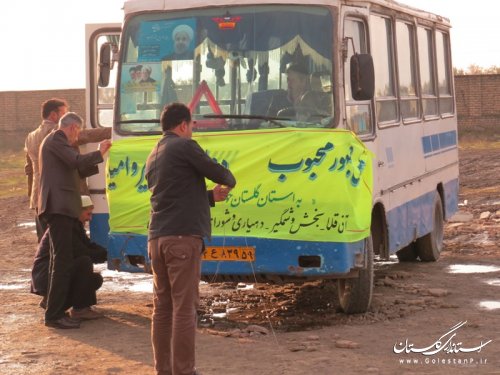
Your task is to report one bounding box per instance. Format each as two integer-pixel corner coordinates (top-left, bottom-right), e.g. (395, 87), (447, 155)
(1, 142), (500, 375)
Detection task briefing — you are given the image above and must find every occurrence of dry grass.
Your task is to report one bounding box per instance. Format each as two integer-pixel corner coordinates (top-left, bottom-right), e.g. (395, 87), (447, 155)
(458, 124), (500, 148)
(0, 151), (27, 198)
(458, 139), (500, 150)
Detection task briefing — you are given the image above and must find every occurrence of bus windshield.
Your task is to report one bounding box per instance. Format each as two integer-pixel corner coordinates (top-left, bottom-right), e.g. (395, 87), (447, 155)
(118, 5), (334, 133)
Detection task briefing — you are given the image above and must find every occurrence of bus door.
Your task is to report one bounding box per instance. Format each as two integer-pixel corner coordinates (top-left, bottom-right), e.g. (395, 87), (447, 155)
(83, 24), (121, 248)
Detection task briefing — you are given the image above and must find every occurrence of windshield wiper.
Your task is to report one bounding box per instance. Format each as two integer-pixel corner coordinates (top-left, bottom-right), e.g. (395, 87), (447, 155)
(202, 114), (290, 128)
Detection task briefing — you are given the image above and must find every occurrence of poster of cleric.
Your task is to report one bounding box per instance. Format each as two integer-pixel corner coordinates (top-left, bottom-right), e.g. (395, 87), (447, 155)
(137, 18), (196, 61)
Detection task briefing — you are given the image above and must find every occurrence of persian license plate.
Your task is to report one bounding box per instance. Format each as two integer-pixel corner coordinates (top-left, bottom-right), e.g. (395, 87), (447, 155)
(202, 246), (255, 262)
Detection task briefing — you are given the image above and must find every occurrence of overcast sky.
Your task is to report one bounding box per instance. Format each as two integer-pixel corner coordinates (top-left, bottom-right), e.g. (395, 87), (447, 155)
(0, 0), (498, 91)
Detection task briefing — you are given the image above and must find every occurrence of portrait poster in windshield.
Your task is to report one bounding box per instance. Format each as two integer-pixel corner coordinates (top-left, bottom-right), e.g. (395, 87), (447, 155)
(138, 18), (196, 61)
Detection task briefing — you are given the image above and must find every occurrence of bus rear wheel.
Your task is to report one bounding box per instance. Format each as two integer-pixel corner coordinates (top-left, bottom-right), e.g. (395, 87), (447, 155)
(396, 242), (418, 262)
(416, 193), (444, 262)
(337, 236), (373, 314)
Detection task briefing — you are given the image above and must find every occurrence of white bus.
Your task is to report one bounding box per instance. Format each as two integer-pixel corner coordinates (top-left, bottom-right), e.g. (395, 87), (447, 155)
(84, 0), (458, 313)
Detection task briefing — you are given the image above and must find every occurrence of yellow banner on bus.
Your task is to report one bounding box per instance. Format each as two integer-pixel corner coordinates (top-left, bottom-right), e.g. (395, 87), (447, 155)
(106, 128), (373, 243)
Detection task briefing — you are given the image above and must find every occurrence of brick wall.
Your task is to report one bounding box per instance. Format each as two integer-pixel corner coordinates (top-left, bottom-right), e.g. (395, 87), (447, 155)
(454, 74), (500, 130)
(0, 89), (85, 133)
(0, 74), (498, 140)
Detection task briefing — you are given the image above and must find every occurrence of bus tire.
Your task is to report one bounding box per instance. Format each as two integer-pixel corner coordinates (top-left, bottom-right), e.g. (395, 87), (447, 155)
(416, 193), (444, 262)
(337, 236), (373, 314)
(396, 243), (418, 262)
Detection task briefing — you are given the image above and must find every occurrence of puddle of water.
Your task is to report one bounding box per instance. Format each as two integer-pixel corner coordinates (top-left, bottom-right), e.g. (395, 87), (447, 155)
(485, 279), (500, 286)
(481, 199), (500, 206)
(210, 306), (240, 320)
(448, 264), (500, 274)
(375, 254), (399, 266)
(479, 301), (500, 310)
(0, 283), (28, 290)
(212, 312), (227, 319)
(236, 283), (254, 290)
(4, 264), (240, 295)
(96, 264), (153, 293)
(99, 279), (152, 293)
(17, 222), (36, 228)
(128, 281), (153, 293)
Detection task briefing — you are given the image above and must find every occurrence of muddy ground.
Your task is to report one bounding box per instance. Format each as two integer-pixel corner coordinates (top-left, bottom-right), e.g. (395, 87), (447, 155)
(0, 142), (499, 375)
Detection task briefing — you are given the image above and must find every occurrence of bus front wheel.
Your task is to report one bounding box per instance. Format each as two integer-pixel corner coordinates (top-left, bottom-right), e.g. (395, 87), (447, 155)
(337, 236), (374, 314)
(416, 193), (444, 262)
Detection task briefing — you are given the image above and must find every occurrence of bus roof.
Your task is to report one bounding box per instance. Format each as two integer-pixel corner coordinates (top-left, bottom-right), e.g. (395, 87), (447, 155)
(123, 0), (450, 27)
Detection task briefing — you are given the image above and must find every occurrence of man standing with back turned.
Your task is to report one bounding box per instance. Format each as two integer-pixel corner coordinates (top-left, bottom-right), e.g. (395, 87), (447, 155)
(25, 98), (68, 241)
(39, 112), (111, 329)
(145, 103), (236, 375)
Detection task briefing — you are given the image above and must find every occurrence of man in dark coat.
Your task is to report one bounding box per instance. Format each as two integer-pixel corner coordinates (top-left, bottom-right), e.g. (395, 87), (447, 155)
(38, 112), (111, 329)
(31, 195), (107, 318)
(145, 103), (236, 375)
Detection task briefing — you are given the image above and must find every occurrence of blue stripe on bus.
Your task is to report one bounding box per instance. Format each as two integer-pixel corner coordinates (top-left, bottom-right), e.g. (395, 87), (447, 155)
(108, 233), (149, 272)
(422, 130), (457, 157)
(103, 232), (365, 276)
(386, 178), (458, 253)
(92, 212), (365, 276)
(92, 178), (458, 271)
(90, 213), (110, 249)
(443, 178), (459, 220)
(201, 237), (365, 276)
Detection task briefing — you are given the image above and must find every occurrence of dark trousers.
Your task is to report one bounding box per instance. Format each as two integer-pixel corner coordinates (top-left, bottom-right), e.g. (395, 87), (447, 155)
(45, 214), (77, 321)
(65, 256), (103, 310)
(35, 210), (48, 243)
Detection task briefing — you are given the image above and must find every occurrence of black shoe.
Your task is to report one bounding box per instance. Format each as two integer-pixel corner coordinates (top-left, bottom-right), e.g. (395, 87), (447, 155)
(45, 316), (81, 329)
(39, 296), (47, 309)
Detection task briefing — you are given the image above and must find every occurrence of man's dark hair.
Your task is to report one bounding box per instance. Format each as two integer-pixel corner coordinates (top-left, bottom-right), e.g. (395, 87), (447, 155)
(41, 98), (68, 119)
(160, 103), (191, 131)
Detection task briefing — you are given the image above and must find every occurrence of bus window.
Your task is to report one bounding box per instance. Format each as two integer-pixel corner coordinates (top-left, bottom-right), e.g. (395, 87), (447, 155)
(417, 26), (438, 118)
(344, 18), (373, 136)
(371, 15), (398, 125)
(117, 5), (334, 134)
(436, 31), (454, 115)
(396, 21), (419, 122)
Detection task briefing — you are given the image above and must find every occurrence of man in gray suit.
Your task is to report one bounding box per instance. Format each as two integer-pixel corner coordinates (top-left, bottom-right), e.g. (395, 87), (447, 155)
(38, 112), (112, 329)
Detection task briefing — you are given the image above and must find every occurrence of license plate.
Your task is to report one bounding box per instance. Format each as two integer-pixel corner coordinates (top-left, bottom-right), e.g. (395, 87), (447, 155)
(202, 246), (255, 262)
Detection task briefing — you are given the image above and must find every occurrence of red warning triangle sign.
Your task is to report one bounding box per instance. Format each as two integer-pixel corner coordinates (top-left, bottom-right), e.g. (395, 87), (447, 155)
(188, 80), (226, 128)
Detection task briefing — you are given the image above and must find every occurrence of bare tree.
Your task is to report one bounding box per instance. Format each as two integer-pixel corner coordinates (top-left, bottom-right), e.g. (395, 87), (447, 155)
(454, 64), (500, 75)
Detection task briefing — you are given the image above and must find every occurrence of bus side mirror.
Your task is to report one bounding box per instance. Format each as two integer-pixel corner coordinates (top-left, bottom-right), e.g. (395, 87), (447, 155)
(98, 43), (112, 87)
(350, 53), (374, 100)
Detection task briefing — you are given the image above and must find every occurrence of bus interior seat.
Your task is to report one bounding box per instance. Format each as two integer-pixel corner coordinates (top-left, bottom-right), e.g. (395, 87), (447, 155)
(245, 89), (289, 117)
